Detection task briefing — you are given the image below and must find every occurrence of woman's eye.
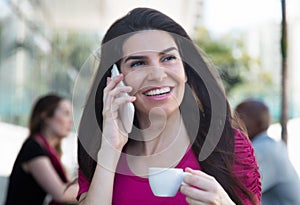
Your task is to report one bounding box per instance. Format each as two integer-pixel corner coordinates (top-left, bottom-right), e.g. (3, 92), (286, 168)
(130, 61), (145, 68)
(162, 55), (177, 62)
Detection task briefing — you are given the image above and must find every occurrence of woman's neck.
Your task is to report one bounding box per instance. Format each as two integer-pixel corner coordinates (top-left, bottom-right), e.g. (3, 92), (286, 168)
(126, 109), (191, 177)
(133, 109), (190, 156)
(40, 130), (60, 148)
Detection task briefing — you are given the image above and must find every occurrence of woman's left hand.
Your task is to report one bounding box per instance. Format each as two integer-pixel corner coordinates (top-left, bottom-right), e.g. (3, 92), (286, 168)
(180, 168), (235, 205)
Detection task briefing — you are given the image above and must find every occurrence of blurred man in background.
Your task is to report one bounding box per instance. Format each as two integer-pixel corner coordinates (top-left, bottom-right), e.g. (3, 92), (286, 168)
(235, 99), (300, 205)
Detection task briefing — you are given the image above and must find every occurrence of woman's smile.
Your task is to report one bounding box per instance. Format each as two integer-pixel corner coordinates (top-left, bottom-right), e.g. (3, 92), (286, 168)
(142, 86), (173, 100)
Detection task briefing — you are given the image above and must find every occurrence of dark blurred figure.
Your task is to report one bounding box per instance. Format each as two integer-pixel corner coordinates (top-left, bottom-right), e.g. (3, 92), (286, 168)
(235, 99), (300, 205)
(5, 94), (78, 205)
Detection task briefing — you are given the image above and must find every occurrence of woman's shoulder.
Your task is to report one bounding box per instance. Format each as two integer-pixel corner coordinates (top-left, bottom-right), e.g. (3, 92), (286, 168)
(233, 129), (253, 154)
(232, 129), (257, 166)
(18, 137), (48, 161)
(232, 129), (262, 202)
(22, 137), (44, 151)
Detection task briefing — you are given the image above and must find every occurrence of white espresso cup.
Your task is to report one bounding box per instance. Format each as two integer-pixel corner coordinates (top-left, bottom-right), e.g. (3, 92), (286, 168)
(148, 167), (190, 197)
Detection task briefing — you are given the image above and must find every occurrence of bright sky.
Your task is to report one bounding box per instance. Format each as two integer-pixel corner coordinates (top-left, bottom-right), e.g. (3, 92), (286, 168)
(204, 0), (283, 35)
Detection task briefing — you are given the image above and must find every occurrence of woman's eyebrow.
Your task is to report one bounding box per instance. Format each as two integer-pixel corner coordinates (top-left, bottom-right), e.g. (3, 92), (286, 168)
(124, 55), (144, 63)
(159, 47), (178, 55)
(124, 47), (178, 63)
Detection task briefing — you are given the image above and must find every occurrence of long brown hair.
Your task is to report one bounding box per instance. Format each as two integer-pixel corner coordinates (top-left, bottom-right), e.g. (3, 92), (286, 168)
(78, 8), (256, 204)
(29, 94), (64, 157)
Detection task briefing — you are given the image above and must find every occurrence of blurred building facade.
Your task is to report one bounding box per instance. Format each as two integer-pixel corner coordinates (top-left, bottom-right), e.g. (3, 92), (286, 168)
(33, 0), (205, 33)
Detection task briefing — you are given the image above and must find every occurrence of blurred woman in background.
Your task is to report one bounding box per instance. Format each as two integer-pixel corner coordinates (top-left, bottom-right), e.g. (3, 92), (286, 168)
(5, 94), (78, 205)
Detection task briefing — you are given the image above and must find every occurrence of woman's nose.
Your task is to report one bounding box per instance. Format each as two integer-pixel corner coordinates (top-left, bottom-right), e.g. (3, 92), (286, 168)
(147, 65), (167, 82)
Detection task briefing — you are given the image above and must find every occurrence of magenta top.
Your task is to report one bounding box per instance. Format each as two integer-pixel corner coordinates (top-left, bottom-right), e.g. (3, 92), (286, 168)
(78, 130), (261, 204)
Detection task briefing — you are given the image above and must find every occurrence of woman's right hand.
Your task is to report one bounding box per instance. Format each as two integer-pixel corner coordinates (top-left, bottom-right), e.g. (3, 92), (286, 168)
(78, 74), (136, 205)
(101, 74), (136, 152)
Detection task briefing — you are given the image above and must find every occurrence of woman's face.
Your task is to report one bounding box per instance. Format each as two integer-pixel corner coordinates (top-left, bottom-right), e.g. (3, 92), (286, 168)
(46, 99), (73, 138)
(120, 30), (186, 117)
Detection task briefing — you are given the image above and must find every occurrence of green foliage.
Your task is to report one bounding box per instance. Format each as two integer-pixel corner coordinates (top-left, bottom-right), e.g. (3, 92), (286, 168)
(42, 32), (98, 99)
(193, 28), (277, 118)
(194, 28), (254, 93)
(51, 32), (98, 71)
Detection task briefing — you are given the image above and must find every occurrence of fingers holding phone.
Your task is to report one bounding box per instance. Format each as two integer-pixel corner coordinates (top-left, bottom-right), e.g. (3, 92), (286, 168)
(104, 75), (134, 115)
(101, 65), (136, 151)
(110, 65), (135, 133)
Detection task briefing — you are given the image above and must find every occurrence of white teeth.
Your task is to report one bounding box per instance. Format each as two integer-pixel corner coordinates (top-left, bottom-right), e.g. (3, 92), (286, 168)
(145, 87), (171, 96)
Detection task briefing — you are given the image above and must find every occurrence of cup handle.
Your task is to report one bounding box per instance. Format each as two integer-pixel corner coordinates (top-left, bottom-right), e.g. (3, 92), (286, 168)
(181, 172), (192, 185)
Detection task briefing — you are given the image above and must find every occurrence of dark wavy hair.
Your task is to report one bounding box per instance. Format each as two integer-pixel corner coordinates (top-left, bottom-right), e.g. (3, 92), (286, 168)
(29, 94), (64, 137)
(78, 7), (255, 204)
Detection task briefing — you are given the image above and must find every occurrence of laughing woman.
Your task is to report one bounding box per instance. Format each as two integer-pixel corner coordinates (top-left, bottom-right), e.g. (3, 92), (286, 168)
(77, 8), (261, 205)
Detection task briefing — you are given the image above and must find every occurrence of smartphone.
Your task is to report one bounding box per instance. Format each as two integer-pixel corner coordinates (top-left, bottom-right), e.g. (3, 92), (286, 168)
(111, 64), (135, 133)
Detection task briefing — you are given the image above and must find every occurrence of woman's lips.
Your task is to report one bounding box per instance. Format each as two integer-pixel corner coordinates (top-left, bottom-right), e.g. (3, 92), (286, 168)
(142, 86), (173, 101)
